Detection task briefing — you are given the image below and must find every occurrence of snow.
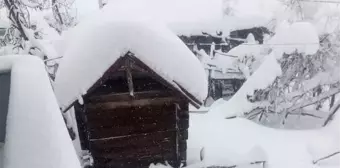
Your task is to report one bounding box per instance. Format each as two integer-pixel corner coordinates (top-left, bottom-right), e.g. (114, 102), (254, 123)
(0, 55), (81, 168)
(25, 10), (61, 59)
(205, 22), (323, 118)
(210, 54), (239, 73)
(54, 10), (208, 110)
(303, 71), (340, 91)
(76, 0), (270, 36)
(187, 109), (340, 168)
(67, 108), (82, 160)
(225, 0), (281, 19)
(269, 21), (320, 58)
(20, 0), (40, 8)
(0, 20), (9, 28)
(209, 53), (282, 118)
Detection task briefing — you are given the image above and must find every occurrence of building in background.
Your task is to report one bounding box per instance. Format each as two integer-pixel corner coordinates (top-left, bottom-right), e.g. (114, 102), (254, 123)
(179, 27), (270, 104)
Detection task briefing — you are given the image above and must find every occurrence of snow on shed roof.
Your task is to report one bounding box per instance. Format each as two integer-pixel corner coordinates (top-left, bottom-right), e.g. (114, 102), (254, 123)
(54, 13), (208, 111)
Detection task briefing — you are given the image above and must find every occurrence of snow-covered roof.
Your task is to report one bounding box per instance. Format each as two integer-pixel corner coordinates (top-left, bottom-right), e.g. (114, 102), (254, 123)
(0, 55), (80, 168)
(95, 0), (269, 36)
(210, 71), (244, 80)
(168, 16), (269, 36)
(269, 21), (319, 57)
(54, 13), (208, 110)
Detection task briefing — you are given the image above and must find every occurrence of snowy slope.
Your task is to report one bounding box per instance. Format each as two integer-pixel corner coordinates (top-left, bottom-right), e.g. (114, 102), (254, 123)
(0, 56), (81, 168)
(54, 10), (208, 110)
(208, 20), (320, 118)
(188, 110), (339, 168)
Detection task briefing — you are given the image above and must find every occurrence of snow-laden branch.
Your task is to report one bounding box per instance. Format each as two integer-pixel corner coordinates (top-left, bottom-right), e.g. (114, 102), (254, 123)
(206, 161), (266, 168)
(313, 151), (340, 164)
(287, 86), (340, 112)
(323, 100), (340, 126)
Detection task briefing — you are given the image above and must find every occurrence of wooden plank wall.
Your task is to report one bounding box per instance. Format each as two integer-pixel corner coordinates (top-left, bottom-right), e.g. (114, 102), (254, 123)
(75, 75), (189, 168)
(72, 60), (191, 168)
(83, 93), (188, 168)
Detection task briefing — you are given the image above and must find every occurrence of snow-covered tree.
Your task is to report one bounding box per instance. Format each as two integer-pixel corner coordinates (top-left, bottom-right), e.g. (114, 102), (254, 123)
(1, 0), (76, 57)
(210, 0), (340, 129)
(237, 1), (340, 128)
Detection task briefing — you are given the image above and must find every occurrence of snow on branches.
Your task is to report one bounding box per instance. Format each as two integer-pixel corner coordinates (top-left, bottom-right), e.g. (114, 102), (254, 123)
(1, 0), (75, 58)
(213, 18), (339, 129)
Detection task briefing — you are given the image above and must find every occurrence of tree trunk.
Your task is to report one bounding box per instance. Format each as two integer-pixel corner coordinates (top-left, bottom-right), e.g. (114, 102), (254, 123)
(329, 94), (335, 110)
(4, 0), (29, 41)
(52, 0), (64, 33)
(324, 100), (340, 126)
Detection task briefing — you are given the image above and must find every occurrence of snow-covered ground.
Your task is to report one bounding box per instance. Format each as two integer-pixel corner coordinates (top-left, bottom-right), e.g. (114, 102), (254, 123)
(187, 108), (340, 168)
(1, 0), (339, 168)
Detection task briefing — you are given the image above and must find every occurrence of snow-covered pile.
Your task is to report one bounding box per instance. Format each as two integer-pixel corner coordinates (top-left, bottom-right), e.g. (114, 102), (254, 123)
(54, 8), (208, 110)
(82, 0), (270, 36)
(0, 56), (80, 168)
(188, 108), (339, 168)
(211, 33), (265, 78)
(269, 21), (320, 58)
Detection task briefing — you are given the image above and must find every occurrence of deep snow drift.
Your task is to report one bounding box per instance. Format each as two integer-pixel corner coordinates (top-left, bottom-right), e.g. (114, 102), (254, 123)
(188, 107), (339, 168)
(0, 56), (81, 168)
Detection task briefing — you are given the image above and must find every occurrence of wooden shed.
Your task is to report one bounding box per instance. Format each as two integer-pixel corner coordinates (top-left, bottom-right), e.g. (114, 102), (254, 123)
(178, 27), (270, 101)
(54, 21), (208, 168)
(75, 53), (200, 168)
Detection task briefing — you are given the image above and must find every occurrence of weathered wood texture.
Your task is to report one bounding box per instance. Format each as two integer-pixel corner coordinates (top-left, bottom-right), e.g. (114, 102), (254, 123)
(75, 56), (190, 168)
(83, 98), (189, 168)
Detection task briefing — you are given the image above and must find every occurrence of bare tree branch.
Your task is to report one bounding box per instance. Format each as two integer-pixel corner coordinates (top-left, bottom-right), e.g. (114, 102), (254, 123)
(4, 0), (29, 40)
(207, 161), (266, 168)
(52, 0), (64, 28)
(323, 100), (340, 126)
(288, 87), (340, 112)
(313, 151), (340, 164)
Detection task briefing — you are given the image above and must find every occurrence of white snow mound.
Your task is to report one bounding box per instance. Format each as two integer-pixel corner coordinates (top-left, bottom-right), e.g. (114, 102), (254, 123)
(270, 21), (319, 57)
(2, 56), (80, 168)
(101, 0), (269, 36)
(54, 13), (208, 110)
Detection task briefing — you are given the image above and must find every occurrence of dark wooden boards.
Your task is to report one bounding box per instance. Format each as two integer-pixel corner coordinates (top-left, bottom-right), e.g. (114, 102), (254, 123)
(78, 96), (189, 168)
(73, 55), (191, 168)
